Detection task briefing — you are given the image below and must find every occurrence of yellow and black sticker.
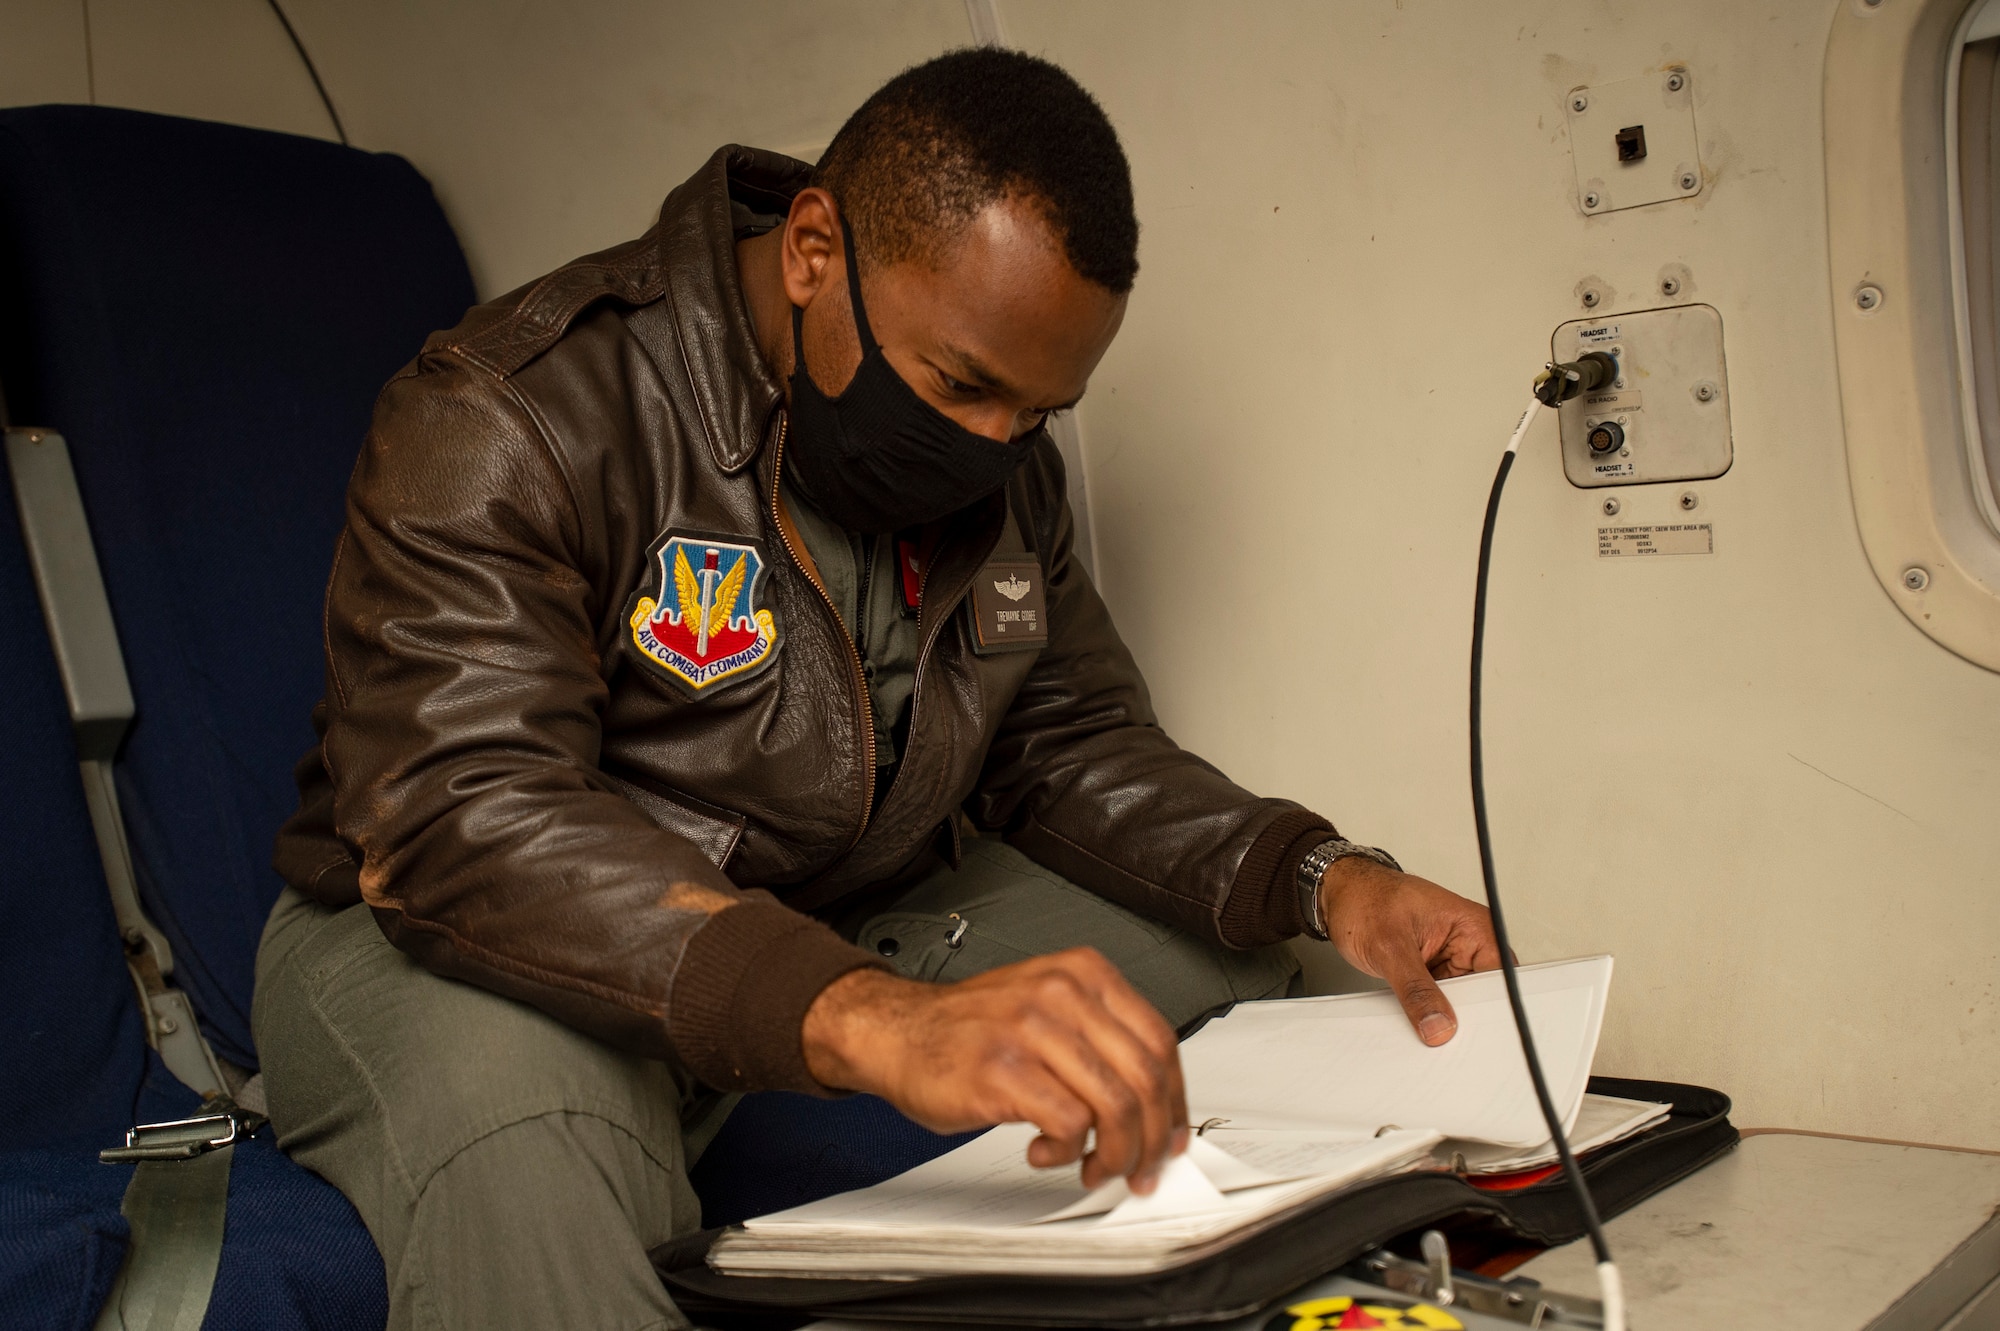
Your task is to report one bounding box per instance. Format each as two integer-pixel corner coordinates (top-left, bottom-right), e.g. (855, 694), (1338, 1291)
(1263, 1294), (1465, 1330)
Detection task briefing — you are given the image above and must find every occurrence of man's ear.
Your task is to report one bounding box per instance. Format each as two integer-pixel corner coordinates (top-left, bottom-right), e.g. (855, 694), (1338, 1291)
(781, 187), (841, 309)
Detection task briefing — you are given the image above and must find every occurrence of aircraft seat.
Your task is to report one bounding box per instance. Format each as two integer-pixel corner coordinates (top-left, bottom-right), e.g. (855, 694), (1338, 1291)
(0, 391), (389, 1329)
(0, 103), (467, 1330)
(0, 103), (967, 1327)
(0, 105), (475, 1073)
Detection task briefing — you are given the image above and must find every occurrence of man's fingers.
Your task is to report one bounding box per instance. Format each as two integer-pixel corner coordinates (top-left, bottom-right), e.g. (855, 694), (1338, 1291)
(1004, 953), (1184, 1190)
(1023, 1005), (1156, 1189)
(852, 950), (1192, 1192)
(1085, 982), (1189, 1143)
(1454, 906), (1505, 974)
(1008, 1065), (1094, 1168)
(1385, 957), (1459, 1046)
(1430, 920), (1502, 979)
(1047, 949), (1189, 1140)
(1072, 996), (1181, 1189)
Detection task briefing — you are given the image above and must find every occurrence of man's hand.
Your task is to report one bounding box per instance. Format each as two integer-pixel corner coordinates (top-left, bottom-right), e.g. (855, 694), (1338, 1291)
(801, 948), (1188, 1192)
(1319, 857), (1502, 1047)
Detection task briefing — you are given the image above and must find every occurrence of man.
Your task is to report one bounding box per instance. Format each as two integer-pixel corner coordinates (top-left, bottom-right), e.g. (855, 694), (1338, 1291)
(255, 47), (1500, 1330)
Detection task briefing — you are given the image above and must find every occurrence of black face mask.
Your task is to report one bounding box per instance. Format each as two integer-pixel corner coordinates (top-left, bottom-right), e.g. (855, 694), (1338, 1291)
(785, 220), (1043, 535)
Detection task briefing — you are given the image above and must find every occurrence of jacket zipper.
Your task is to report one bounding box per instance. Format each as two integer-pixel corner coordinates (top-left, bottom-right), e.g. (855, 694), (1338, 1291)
(769, 417), (879, 847)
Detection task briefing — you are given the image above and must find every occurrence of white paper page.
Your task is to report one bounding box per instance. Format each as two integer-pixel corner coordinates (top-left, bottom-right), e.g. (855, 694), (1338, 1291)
(743, 1123), (1089, 1231)
(1034, 1137), (1278, 1225)
(1093, 1151), (1232, 1227)
(1193, 1130), (1405, 1180)
(714, 1129), (1446, 1279)
(1448, 1092), (1671, 1174)
(743, 1120), (1445, 1239)
(1179, 955), (1613, 1149)
(744, 1128), (1271, 1233)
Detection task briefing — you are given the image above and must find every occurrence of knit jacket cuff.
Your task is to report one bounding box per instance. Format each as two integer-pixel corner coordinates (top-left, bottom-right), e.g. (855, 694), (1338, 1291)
(668, 900), (888, 1093)
(1217, 809), (1338, 948)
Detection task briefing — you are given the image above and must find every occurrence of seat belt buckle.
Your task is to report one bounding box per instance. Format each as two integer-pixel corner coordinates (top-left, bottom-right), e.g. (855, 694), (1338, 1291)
(99, 1096), (268, 1164)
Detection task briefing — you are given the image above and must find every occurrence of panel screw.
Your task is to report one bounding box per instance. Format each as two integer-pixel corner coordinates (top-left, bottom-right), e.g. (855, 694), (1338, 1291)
(1679, 490), (1700, 511)
(1902, 565), (1929, 591)
(1581, 288), (1601, 308)
(1694, 381), (1718, 402)
(1666, 72), (1687, 93)
(1571, 92), (1590, 113)
(1679, 170), (1700, 191)
(1661, 275), (1682, 296)
(157, 1016), (178, 1035)
(26, 431), (42, 443)
(1856, 284), (1884, 311)
(1602, 497), (1621, 516)
(1583, 191), (1602, 210)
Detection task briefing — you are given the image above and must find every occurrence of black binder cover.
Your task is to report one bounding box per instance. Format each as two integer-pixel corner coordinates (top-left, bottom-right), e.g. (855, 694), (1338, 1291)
(653, 1077), (1735, 1329)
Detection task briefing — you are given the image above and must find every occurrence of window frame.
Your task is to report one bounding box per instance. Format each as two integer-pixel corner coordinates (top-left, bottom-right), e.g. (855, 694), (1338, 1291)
(1944, 7), (2000, 543)
(1825, 0), (2000, 671)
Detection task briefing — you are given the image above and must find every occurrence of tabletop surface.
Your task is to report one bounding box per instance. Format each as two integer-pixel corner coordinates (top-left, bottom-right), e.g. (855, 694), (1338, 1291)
(1515, 1131), (2000, 1329)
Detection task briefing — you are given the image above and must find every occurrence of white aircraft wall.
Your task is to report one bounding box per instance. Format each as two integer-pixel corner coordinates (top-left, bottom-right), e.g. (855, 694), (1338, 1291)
(3, 0), (1994, 1153)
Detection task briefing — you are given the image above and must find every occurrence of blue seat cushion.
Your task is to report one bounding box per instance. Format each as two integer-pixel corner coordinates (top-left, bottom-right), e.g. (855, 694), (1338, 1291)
(691, 1090), (981, 1228)
(0, 105), (476, 1067)
(0, 1057), (387, 1331)
(0, 1146), (130, 1331)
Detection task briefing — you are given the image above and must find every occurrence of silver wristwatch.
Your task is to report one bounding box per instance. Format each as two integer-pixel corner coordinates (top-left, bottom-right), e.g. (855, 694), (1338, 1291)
(1295, 837), (1403, 941)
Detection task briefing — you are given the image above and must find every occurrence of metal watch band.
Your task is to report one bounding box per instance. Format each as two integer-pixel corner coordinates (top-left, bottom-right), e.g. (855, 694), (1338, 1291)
(1295, 837), (1404, 941)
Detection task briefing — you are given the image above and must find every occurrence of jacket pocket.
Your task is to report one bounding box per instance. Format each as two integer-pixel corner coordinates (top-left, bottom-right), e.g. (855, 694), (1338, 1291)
(600, 768), (746, 872)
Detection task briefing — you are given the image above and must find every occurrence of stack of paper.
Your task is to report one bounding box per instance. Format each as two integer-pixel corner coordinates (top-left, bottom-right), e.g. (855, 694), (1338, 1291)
(1444, 1093), (1672, 1175)
(709, 1123), (1441, 1278)
(709, 956), (1666, 1280)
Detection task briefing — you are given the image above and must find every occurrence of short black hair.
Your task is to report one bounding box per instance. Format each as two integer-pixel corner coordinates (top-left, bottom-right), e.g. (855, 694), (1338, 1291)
(813, 47), (1139, 294)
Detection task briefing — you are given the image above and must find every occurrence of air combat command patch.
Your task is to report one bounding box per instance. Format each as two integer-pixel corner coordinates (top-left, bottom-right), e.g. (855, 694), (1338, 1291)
(626, 531), (779, 696)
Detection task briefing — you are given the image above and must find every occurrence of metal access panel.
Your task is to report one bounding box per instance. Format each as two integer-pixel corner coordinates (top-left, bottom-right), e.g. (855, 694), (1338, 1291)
(1552, 304), (1734, 489)
(1567, 69), (1703, 215)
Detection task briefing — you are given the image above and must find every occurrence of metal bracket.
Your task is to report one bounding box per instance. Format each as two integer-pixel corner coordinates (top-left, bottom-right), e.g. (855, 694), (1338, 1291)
(100, 1096), (267, 1165)
(1348, 1236), (1606, 1328)
(5, 427), (225, 1100)
(3, 428), (134, 757)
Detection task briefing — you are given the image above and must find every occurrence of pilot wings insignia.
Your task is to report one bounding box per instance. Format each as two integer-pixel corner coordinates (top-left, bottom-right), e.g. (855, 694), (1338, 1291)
(969, 555), (1047, 654)
(627, 533), (778, 694)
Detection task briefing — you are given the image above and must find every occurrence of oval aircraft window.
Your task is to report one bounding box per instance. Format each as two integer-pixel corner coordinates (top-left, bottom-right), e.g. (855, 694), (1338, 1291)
(1826, 0), (2000, 672)
(1951, 14), (2000, 558)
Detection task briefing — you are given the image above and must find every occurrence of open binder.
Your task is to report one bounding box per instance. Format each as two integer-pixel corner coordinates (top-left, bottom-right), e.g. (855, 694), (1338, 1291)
(654, 960), (1737, 1327)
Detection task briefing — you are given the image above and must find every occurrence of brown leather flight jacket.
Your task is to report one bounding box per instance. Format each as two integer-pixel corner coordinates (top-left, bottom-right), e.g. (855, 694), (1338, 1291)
(275, 146), (1335, 1094)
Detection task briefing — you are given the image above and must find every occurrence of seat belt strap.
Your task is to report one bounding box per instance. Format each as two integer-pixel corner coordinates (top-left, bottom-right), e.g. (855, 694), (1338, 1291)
(91, 1148), (234, 1331)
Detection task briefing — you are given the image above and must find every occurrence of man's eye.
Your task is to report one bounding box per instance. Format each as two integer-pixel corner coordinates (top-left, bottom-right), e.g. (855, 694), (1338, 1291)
(938, 373), (980, 397)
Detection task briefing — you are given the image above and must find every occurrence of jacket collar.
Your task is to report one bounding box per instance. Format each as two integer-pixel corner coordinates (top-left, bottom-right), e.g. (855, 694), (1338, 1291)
(654, 145), (810, 475)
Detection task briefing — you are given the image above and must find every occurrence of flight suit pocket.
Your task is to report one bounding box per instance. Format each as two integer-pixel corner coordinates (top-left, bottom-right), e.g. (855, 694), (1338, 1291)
(853, 909), (1032, 984)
